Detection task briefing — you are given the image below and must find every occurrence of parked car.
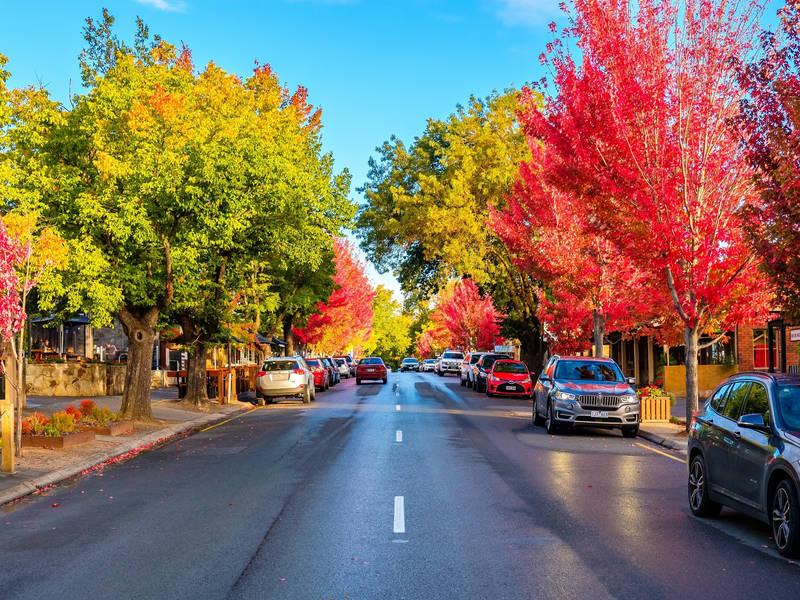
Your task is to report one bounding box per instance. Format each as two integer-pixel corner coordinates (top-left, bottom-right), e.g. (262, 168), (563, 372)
(687, 371), (800, 557)
(255, 356), (315, 405)
(486, 360), (533, 398)
(421, 359), (437, 372)
(304, 358), (331, 391)
(532, 355), (639, 437)
(436, 350), (464, 376)
(460, 352), (486, 388)
(400, 357), (420, 372)
(333, 357), (350, 379)
(335, 355), (356, 377)
(472, 353), (509, 393)
(321, 357), (340, 385)
(356, 356), (388, 384)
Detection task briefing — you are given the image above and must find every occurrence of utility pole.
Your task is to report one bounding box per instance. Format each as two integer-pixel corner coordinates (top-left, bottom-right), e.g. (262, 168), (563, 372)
(1, 353), (17, 473)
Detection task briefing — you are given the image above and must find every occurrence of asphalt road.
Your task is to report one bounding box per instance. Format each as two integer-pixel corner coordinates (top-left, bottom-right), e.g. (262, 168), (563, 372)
(2, 372), (799, 599)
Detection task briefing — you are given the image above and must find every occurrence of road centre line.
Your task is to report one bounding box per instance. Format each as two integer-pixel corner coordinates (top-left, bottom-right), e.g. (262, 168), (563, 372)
(396, 404), (401, 411)
(199, 407), (261, 432)
(635, 442), (685, 463)
(394, 496), (406, 533)
(396, 430), (403, 443)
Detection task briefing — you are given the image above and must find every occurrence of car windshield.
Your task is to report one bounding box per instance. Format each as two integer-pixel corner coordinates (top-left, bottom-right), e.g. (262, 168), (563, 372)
(494, 361), (527, 374)
(335, 359), (345, 366)
(443, 352), (463, 359)
(360, 357), (384, 365)
(554, 360), (623, 382)
(402, 358), (417, 363)
(424, 359), (436, 364)
(776, 384), (800, 430)
(470, 354), (484, 364)
(263, 360), (298, 371)
(305, 359), (322, 367)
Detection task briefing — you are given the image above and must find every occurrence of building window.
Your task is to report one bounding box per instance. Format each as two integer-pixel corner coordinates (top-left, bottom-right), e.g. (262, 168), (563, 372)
(753, 329), (777, 369)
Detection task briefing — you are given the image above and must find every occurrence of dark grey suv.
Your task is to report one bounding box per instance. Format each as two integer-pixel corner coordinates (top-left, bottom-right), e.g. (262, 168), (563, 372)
(688, 372), (800, 557)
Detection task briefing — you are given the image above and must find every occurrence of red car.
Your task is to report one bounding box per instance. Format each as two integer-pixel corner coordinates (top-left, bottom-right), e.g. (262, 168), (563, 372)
(304, 358), (331, 390)
(356, 357), (388, 384)
(487, 360), (533, 398)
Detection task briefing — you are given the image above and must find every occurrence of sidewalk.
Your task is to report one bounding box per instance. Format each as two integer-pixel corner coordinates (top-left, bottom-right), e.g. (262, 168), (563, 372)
(0, 388), (256, 506)
(639, 421), (689, 457)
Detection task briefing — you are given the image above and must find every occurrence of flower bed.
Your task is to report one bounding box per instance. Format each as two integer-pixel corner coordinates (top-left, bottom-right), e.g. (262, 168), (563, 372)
(71, 400), (134, 436)
(21, 411), (96, 449)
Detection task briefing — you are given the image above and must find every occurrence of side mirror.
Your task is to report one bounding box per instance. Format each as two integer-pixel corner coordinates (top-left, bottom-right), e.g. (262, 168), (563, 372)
(627, 377), (636, 386)
(539, 374), (549, 381)
(738, 413), (771, 432)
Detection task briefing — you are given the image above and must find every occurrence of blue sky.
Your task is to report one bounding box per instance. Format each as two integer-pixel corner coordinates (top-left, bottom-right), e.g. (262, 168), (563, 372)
(1, 0), (562, 298)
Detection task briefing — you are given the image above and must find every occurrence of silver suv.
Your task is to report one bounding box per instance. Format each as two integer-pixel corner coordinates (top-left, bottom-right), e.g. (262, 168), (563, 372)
(688, 372), (800, 557)
(532, 356), (639, 437)
(436, 350), (464, 376)
(255, 357), (315, 405)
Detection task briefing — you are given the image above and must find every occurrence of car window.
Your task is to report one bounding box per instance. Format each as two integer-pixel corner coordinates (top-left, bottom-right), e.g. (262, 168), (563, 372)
(721, 382), (751, 421)
(305, 359), (321, 367)
(263, 360), (298, 371)
(335, 359), (346, 366)
(443, 352), (464, 360)
(709, 384), (731, 413)
(361, 357), (384, 365)
(741, 383), (770, 425)
(775, 384), (800, 430)
(470, 354), (483, 364)
(493, 361), (527, 374)
(554, 360), (623, 382)
(481, 355), (502, 369)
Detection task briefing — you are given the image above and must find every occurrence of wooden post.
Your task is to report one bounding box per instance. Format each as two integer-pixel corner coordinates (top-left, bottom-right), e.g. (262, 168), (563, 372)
(647, 336), (655, 386)
(2, 354), (17, 473)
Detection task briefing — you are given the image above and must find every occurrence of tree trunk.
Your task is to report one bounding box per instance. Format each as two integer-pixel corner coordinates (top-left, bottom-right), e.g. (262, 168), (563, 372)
(684, 326), (699, 433)
(283, 314), (295, 356)
(518, 322), (546, 375)
(184, 342), (209, 406)
(14, 331), (26, 456)
(592, 310), (604, 358)
(118, 305), (159, 421)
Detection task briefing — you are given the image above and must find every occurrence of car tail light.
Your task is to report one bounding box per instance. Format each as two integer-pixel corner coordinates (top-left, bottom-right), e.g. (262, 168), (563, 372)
(257, 370), (266, 377)
(293, 368), (305, 375)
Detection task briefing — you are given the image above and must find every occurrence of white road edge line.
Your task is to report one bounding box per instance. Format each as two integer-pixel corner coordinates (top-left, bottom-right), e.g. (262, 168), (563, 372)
(394, 496), (406, 533)
(396, 430), (403, 443)
(396, 404), (401, 411)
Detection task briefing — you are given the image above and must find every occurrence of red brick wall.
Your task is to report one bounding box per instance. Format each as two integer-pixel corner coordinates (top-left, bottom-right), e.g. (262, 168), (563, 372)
(738, 323), (800, 371)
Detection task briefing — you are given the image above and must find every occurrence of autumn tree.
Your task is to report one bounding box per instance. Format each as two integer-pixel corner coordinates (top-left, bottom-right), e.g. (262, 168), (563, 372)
(528, 0), (773, 424)
(738, 0), (800, 322)
(357, 91), (546, 369)
(294, 239), (376, 355)
(362, 286), (412, 364)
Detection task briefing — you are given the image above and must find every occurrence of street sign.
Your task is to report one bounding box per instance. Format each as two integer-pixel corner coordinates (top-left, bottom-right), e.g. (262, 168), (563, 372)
(790, 328), (800, 342)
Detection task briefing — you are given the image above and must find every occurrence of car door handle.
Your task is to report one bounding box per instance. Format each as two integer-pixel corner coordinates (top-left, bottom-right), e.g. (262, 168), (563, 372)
(733, 431), (741, 439)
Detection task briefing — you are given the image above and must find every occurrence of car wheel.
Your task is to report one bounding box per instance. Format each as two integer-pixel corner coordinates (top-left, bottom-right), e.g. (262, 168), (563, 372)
(688, 454), (722, 518)
(356, 378), (361, 385)
(545, 401), (560, 435)
(382, 377), (387, 384)
(302, 387), (311, 404)
(621, 424), (639, 438)
(460, 376), (466, 387)
(772, 480), (800, 557)
(532, 399), (544, 426)
(487, 389), (493, 397)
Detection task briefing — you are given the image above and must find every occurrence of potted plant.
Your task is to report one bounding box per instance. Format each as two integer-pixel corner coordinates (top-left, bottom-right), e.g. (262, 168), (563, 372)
(72, 400), (134, 436)
(21, 411), (95, 449)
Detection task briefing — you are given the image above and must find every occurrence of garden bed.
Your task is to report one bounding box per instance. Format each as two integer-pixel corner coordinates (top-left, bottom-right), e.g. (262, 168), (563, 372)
(76, 419), (134, 436)
(21, 429), (95, 449)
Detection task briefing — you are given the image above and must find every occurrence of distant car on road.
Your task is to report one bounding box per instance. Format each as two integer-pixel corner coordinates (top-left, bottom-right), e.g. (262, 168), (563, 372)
(532, 355), (639, 437)
(421, 359), (436, 372)
(320, 357), (340, 385)
(333, 357), (350, 379)
(400, 357), (419, 372)
(688, 371), (800, 557)
(255, 357), (315, 405)
(304, 358), (331, 391)
(486, 360), (533, 398)
(335, 355), (356, 377)
(472, 353), (509, 393)
(436, 350), (464, 377)
(460, 352), (486, 388)
(356, 357), (388, 384)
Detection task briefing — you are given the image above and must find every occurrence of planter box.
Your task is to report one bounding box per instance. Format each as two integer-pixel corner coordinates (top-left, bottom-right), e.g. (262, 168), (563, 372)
(76, 420), (134, 436)
(21, 429), (95, 449)
(640, 396), (671, 422)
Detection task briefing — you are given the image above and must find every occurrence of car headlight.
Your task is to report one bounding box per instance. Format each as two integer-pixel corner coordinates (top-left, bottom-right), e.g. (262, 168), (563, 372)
(520, 377), (531, 384)
(491, 376), (501, 383)
(555, 391), (576, 401)
(620, 395), (638, 404)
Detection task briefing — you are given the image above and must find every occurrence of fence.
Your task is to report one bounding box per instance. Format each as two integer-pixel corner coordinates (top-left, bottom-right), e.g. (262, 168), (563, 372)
(640, 395), (671, 422)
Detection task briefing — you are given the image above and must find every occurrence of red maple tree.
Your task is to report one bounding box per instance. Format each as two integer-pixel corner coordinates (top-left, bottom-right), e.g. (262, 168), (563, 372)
(294, 238), (375, 354)
(738, 0), (800, 321)
(525, 0), (773, 422)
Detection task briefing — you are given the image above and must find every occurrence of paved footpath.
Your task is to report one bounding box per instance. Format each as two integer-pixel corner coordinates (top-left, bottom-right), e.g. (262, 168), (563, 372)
(0, 388), (254, 506)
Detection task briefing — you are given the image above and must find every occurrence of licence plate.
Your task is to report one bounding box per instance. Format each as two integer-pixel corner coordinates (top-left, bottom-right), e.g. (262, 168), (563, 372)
(501, 384), (520, 391)
(591, 410), (609, 418)
(367, 367), (375, 372)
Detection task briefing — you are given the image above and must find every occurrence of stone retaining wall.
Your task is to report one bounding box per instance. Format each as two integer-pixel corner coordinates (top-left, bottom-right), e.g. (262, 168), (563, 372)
(26, 364), (168, 396)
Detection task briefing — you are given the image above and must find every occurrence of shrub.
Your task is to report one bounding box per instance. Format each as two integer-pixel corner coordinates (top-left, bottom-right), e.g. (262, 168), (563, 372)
(50, 411), (76, 433)
(90, 406), (118, 427)
(24, 412), (50, 435)
(79, 399), (95, 417)
(64, 405), (81, 422)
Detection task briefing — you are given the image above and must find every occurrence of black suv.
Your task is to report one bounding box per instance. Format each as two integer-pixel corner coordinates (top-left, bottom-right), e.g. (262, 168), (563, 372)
(687, 371), (800, 557)
(532, 355), (639, 437)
